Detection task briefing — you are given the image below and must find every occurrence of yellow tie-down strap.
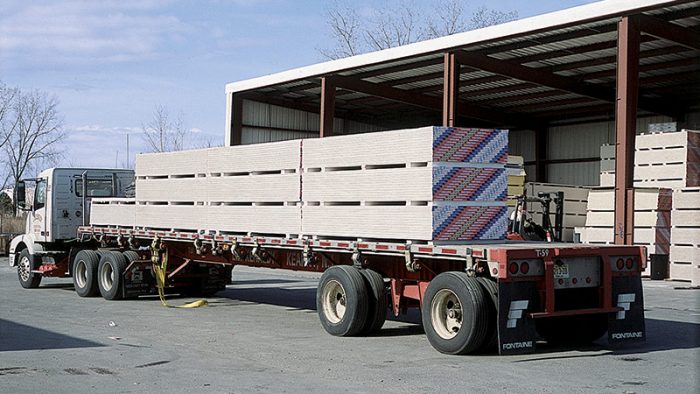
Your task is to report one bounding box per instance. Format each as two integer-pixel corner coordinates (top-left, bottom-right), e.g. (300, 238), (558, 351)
(152, 251), (208, 308)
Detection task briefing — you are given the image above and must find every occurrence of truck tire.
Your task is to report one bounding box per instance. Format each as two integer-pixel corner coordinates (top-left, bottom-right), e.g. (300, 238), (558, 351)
(17, 249), (41, 289)
(122, 250), (141, 264)
(536, 314), (608, 345)
(73, 250), (101, 297)
(475, 277), (498, 352)
(98, 251), (128, 300)
(422, 272), (489, 355)
(317, 265), (369, 337)
(359, 269), (388, 335)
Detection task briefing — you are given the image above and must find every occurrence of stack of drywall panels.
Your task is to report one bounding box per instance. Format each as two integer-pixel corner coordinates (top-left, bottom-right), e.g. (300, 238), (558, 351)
(580, 187), (672, 275)
(506, 155), (526, 209)
(670, 188), (700, 286)
(525, 183), (590, 242)
(599, 144), (615, 187)
(90, 198), (136, 227)
(598, 129), (699, 188)
(301, 126), (508, 242)
(135, 140), (302, 235)
(634, 129), (699, 188)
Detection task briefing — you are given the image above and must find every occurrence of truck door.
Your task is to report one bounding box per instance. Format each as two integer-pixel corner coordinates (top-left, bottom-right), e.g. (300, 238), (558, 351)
(32, 178), (48, 242)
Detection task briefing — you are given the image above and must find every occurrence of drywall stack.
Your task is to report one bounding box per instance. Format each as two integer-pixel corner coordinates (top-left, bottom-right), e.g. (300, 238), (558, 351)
(301, 126), (508, 241)
(525, 183), (590, 242)
(599, 144), (615, 187)
(670, 188), (700, 286)
(135, 140), (302, 235)
(634, 129), (699, 188)
(580, 188), (672, 276)
(90, 198), (136, 227)
(129, 126), (508, 242)
(506, 155), (526, 210)
(598, 129), (699, 188)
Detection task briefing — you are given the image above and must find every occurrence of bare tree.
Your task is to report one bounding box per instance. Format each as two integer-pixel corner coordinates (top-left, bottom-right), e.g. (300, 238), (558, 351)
(2, 87), (64, 189)
(320, 0), (519, 60)
(142, 105), (188, 153)
(0, 83), (19, 150)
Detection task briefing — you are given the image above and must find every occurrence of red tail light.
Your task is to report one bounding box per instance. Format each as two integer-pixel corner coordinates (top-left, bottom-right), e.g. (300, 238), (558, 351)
(626, 258), (634, 269)
(520, 261), (530, 274)
(616, 258), (625, 270)
(509, 262), (519, 275)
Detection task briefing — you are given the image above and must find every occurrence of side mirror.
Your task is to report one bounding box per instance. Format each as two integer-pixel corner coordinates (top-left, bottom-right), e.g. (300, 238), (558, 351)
(14, 181), (30, 211)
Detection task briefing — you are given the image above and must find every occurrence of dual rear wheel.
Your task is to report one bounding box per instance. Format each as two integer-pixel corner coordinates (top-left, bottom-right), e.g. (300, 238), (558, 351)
(316, 266), (388, 337)
(73, 250), (136, 300)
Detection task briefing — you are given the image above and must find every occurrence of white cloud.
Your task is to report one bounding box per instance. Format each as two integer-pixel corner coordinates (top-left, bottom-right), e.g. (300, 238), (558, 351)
(0, 0), (189, 66)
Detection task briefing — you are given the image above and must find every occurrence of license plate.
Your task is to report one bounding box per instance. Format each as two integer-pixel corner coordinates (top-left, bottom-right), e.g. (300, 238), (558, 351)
(553, 263), (569, 279)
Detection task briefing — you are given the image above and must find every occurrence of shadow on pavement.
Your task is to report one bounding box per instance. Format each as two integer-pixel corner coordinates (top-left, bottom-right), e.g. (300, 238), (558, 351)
(0, 319), (104, 352)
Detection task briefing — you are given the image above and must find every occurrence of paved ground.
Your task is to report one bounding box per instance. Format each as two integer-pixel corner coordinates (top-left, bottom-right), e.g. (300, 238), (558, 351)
(0, 257), (698, 393)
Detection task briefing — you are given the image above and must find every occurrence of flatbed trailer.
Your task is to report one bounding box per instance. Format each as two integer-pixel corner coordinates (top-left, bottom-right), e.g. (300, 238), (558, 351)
(54, 223), (646, 355)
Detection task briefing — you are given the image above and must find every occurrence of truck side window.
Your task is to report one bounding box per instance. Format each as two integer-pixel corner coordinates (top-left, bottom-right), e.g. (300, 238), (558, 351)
(34, 179), (47, 210)
(75, 179), (114, 197)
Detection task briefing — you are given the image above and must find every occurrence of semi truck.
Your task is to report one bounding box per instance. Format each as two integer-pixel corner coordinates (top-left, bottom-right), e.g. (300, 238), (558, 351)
(9, 162), (647, 355)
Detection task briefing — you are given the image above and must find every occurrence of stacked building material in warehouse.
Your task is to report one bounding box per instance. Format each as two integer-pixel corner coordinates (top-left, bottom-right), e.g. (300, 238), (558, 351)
(302, 126), (508, 242)
(597, 129), (699, 188)
(133, 126), (508, 242)
(670, 188), (700, 286)
(135, 140), (302, 236)
(579, 188), (672, 276)
(599, 144), (615, 187)
(525, 183), (590, 242)
(506, 155), (526, 211)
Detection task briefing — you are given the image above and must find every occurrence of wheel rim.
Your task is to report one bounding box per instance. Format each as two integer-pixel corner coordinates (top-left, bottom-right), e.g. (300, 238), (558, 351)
(75, 260), (88, 288)
(321, 279), (346, 324)
(430, 289), (463, 339)
(100, 262), (114, 291)
(18, 255), (31, 282)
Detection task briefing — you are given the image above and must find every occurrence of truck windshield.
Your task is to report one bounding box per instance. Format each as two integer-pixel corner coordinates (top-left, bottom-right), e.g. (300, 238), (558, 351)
(75, 179), (114, 197)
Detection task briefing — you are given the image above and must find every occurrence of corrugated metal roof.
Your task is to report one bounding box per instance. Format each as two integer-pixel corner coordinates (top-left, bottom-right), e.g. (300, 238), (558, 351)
(230, 0), (700, 129)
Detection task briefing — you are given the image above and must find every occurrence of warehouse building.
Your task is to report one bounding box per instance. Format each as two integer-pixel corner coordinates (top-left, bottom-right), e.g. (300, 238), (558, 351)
(223, 0), (700, 282)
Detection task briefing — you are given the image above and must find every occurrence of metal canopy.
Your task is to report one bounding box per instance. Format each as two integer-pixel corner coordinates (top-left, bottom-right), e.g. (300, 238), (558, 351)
(227, 0), (700, 131)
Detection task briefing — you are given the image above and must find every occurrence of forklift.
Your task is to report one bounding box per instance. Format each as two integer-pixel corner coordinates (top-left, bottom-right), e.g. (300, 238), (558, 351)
(508, 191), (564, 242)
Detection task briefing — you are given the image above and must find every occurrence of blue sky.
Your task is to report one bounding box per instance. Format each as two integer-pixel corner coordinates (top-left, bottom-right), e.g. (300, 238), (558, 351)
(0, 0), (598, 169)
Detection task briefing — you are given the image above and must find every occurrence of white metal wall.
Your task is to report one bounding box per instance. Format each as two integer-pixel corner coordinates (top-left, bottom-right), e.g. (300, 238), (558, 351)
(241, 100), (384, 144)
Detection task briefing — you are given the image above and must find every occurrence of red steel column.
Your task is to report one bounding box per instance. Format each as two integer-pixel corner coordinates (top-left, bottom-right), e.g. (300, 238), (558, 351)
(614, 16), (640, 245)
(320, 77), (336, 138)
(442, 52), (458, 127)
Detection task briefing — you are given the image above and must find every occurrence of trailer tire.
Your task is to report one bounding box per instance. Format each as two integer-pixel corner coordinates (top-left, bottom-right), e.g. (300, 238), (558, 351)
(359, 269), (388, 335)
(475, 277), (498, 352)
(317, 265), (369, 337)
(422, 272), (489, 355)
(73, 250), (101, 297)
(17, 249), (41, 289)
(98, 251), (128, 300)
(536, 314), (608, 345)
(122, 251), (140, 264)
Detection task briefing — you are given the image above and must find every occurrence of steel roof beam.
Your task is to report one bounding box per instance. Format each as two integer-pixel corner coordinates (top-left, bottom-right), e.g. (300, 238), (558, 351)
(331, 74), (542, 129)
(635, 14), (700, 50)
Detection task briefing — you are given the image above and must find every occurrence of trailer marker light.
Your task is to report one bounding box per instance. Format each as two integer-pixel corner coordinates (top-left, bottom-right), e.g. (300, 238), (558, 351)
(626, 258), (634, 270)
(509, 262), (519, 275)
(572, 277), (578, 285)
(586, 277), (591, 284)
(520, 261), (529, 274)
(492, 268), (498, 275)
(616, 258), (625, 270)
(558, 278), (564, 285)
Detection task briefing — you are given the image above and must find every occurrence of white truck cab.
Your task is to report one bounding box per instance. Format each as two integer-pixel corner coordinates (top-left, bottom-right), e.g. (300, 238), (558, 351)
(9, 168), (134, 267)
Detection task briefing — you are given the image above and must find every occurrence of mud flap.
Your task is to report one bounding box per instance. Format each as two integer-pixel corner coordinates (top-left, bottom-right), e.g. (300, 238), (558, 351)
(608, 275), (646, 344)
(497, 281), (539, 355)
(123, 264), (156, 298)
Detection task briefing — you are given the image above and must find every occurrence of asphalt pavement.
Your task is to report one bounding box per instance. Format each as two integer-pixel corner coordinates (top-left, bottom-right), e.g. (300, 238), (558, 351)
(0, 258), (698, 393)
